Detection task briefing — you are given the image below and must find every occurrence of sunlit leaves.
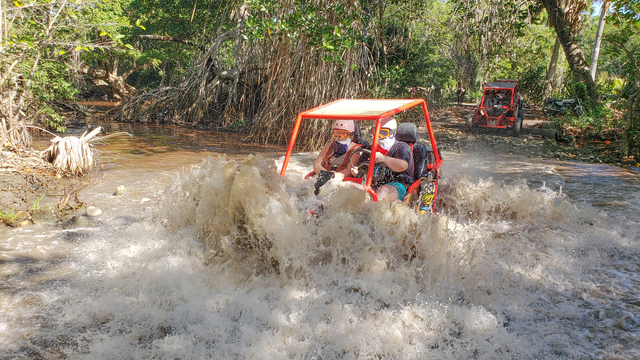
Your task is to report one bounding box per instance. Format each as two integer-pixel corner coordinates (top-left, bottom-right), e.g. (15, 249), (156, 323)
(1, 0), (140, 132)
(135, 19), (146, 30)
(241, 0), (360, 62)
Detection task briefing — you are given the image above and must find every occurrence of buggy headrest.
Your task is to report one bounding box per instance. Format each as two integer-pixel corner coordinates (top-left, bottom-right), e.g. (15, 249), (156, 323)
(396, 122), (419, 144)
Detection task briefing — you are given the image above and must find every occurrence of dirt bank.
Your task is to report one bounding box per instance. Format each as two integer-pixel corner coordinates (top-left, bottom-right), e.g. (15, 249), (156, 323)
(0, 150), (90, 226)
(429, 104), (639, 169)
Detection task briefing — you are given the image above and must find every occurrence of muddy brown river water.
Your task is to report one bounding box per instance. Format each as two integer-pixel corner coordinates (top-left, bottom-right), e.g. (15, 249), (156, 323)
(1, 123), (638, 359)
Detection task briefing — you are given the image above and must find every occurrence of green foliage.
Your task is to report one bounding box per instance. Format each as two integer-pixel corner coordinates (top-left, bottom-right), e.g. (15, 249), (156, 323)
(562, 73), (590, 100)
(596, 75), (626, 100)
(242, 0), (360, 63)
(367, 1), (457, 100)
(1, 0), (134, 135)
(0, 209), (18, 227)
(2, 0), (639, 154)
(29, 196), (45, 213)
(40, 107), (67, 133)
(377, 27), (454, 97)
(553, 101), (617, 132)
(517, 65), (548, 104)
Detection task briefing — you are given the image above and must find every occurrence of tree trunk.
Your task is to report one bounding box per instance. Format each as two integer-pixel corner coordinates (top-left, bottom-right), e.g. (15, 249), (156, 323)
(542, 0), (598, 101)
(616, 43), (640, 157)
(1, 0), (4, 50)
(622, 87), (639, 156)
(78, 64), (138, 100)
(589, 1), (610, 81)
(546, 35), (562, 95)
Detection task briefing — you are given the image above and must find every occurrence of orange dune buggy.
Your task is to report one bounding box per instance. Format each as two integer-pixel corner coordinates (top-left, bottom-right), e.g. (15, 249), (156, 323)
(469, 79), (524, 135)
(279, 99), (443, 215)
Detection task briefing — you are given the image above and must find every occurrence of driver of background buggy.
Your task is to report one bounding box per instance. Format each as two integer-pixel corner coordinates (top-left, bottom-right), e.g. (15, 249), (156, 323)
(350, 116), (414, 202)
(485, 90), (497, 107)
(312, 120), (362, 178)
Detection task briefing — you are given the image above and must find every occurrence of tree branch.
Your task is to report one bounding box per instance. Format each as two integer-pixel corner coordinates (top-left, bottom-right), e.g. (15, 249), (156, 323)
(138, 34), (206, 51)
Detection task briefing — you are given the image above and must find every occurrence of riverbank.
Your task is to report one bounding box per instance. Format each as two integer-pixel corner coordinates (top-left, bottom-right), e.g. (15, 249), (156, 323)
(429, 104), (639, 170)
(0, 153), (88, 227)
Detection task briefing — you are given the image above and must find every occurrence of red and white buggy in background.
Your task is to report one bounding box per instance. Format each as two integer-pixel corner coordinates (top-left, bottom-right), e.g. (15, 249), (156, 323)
(469, 79), (525, 135)
(279, 99), (443, 215)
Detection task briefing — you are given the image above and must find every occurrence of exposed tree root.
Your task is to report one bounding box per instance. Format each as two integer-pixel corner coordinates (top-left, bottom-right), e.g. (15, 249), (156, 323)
(117, 3), (371, 150)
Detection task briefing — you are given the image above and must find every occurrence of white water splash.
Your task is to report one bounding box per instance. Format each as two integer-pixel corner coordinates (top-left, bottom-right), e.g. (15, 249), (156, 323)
(1, 153), (638, 359)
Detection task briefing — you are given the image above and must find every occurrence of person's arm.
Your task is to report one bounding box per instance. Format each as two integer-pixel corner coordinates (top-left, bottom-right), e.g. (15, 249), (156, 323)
(340, 152), (360, 177)
(375, 153), (408, 172)
(312, 141), (332, 174)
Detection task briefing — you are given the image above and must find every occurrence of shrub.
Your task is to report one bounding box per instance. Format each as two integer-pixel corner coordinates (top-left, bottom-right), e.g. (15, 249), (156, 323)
(517, 65), (548, 104)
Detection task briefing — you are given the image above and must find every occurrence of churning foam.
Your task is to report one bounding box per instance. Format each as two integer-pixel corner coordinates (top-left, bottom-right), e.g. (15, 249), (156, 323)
(3, 154), (637, 359)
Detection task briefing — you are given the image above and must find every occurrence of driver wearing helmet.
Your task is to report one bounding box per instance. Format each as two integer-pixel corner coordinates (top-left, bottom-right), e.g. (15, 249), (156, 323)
(351, 116), (414, 202)
(312, 120), (362, 178)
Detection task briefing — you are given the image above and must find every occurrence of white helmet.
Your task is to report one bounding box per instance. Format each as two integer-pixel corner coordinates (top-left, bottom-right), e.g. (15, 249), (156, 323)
(381, 116), (397, 131)
(333, 120), (355, 132)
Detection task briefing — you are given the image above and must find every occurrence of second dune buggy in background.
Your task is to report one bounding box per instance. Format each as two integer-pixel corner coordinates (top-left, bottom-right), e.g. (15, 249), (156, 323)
(469, 79), (525, 135)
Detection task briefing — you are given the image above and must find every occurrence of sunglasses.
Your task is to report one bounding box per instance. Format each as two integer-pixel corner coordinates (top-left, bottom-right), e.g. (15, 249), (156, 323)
(332, 129), (350, 140)
(373, 128), (394, 139)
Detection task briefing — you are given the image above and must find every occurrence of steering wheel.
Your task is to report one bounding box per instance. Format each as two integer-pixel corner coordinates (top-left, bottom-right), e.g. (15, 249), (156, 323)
(349, 148), (387, 182)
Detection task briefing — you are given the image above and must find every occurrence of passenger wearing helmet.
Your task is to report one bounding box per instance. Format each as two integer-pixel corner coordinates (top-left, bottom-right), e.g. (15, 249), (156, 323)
(351, 116), (414, 202)
(312, 120), (362, 177)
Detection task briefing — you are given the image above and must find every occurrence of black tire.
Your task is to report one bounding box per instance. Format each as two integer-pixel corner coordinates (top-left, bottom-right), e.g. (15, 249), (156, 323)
(466, 116), (475, 131)
(513, 117), (522, 136)
(469, 115), (482, 131)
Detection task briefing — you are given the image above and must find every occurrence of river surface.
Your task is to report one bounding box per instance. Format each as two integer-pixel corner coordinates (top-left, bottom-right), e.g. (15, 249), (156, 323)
(1, 124), (639, 359)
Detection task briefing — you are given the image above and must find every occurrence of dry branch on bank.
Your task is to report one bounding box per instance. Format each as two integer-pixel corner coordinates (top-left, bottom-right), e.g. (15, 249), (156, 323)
(42, 127), (100, 176)
(41, 127), (133, 176)
(0, 148), (55, 175)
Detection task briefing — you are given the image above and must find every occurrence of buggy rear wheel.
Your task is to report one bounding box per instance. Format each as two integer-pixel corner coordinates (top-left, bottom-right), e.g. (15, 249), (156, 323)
(514, 116), (522, 136)
(467, 116), (479, 131)
(406, 171), (437, 215)
(418, 172), (437, 215)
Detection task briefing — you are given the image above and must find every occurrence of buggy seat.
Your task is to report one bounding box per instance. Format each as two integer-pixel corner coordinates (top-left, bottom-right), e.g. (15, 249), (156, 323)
(396, 123), (437, 179)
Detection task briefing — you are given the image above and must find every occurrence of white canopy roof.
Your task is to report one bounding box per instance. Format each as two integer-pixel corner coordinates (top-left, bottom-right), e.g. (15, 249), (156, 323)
(302, 99), (419, 118)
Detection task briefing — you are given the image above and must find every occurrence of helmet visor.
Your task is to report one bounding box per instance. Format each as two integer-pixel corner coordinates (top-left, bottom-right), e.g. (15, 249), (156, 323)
(373, 128), (394, 139)
(332, 129), (350, 140)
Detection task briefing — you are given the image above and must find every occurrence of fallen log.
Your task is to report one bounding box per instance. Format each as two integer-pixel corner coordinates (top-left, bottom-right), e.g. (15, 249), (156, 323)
(522, 127), (559, 139)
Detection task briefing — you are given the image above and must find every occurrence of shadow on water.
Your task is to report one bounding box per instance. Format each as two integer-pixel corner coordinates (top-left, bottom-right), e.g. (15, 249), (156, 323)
(1, 254), (72, 294)
(556, 162), (640, 216)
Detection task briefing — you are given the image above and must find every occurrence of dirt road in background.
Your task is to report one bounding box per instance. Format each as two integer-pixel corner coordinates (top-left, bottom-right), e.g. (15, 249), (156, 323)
(428, 104), (637, 169)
